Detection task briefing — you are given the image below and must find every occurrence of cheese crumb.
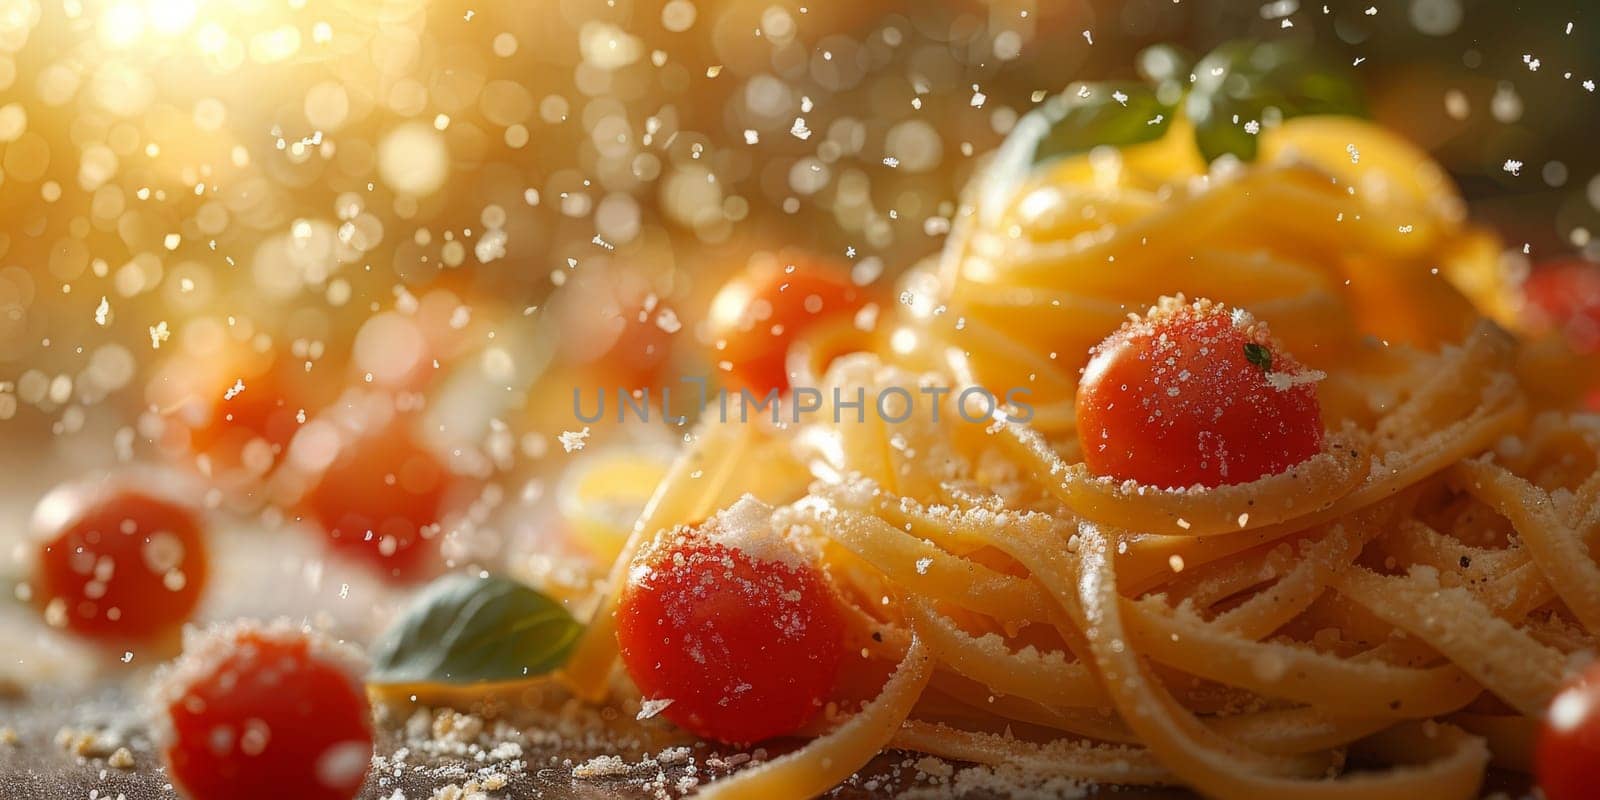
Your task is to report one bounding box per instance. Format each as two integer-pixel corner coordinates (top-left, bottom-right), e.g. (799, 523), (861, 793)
(559, 427), (591, 452)
(108, 747), (135, 769)
(637, 698), (674, 720)
(573, 754), (631, 779)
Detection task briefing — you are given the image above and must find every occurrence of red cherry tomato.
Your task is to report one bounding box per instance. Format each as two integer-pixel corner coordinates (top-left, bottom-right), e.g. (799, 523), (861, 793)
(616, 511), (845, 744)
(1523, 259), (1600, 355)
(1075, 297), (1324, 489)
(303, 428), (448, 581)
(707, 255), (866, 394)
(30, 478), (208, 644)
(1522, 260), (1600, 409)
(601, 301), (675, 389)
(186, 364), (314, 461)
(157, 622), (373, 800)
(1538, 661), (1600, 800)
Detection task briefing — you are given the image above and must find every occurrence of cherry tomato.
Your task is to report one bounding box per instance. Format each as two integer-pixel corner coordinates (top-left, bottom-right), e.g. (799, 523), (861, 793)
(156, 621), (373, 800)
(302, 427), (448, 581)
(153, 354), (333, 499)
(1523, 259), (1600, 355)
(1521, 260), (1600, 409)
(707, 255), (866, 394)
(1075, 297), (1324, 489)
(30, 477), (208, 644)
(186, 364), (314, 459)
(600, 300), (675, 389)
(615, 503), (845, 744)
(1538, 661), (1600, 800)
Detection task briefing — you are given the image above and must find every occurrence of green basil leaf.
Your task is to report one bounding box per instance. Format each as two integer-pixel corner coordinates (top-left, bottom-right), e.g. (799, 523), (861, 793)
(1273, 65), (1365, 117)
(978, 82), (1173, 222)
(1187, 40), (1364, 163)
(1027, 82), (1174, 167)
(368, 573), (583, 685)
(1136, 43), (1194, 103)
(1191, 93), (1262, 163)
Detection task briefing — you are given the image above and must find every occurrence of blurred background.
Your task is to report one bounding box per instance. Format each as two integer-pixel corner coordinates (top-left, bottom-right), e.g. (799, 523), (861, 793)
(0, 0), (1597, 667)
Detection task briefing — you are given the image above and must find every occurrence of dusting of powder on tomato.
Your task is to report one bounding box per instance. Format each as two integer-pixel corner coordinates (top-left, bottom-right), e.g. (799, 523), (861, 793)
(150, 620), (373, 800)
(1075, 296), (1325, 489)
(615, 496), (844, 745)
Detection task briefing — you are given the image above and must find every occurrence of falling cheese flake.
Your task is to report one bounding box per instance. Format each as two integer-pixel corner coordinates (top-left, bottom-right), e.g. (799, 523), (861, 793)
(637, 698), (674, 720)
(1081, 30), (1093, 44)
(1244, 120), (1261, 135)
(1111, 90), (1129, 106)
(970, 89), (986, 108)
(1524, 54), (1542, 72)
(743, 129), (759, 145)
(1584, 80), (1596, 92)
(655, 308), (682, 333)
(882, 157), (900, 168)
(1503, 159), (1523, 176)
(790, 117), (812, 140)
(705, 65), (722, 78)
(94, 297), (109, 326)
(1364, 5), (1377, 14)
(149, 322), (170, 349)
(1346, 143), (1360, 164)
(559, 427), (591, 452)
(223, 379), (246, 400)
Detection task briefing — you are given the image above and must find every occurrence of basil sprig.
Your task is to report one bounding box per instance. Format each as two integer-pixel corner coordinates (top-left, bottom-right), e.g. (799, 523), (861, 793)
(368, 573), (583, 686)
(1002, 39), (1362, 173)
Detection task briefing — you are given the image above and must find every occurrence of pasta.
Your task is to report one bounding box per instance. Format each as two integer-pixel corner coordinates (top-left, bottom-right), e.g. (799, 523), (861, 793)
(559, 112), (1596, 798)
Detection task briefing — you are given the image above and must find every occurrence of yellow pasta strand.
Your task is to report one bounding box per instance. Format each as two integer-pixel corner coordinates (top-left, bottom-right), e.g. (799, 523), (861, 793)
(563, 114), (1597, 797)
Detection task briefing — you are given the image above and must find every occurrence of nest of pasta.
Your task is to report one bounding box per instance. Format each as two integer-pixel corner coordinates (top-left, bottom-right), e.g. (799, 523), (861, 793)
(554, 109), (1596, 800)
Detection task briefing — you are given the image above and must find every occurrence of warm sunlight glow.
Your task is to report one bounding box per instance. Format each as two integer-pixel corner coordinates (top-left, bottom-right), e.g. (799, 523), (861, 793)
(146, 0), (198, 35)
